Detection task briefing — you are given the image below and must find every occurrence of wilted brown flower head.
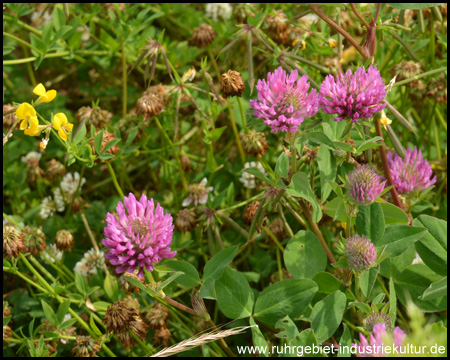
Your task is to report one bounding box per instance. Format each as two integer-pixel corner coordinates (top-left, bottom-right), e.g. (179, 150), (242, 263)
(175, 208), (198, 233)
(3, 225), (27, 259)
(72, 335), (101, 357)
(3, 104), (19, 130)
(266, 9), (290, 45)
(180, 155), (192, 173)
(240, 130), (269, 158)
(55, 229), (74, 252)
(153, 327), (172, 347)
(3, 325), (12, 339)
(391, 60), (422, 88)
(426, 73), (447, 104)
(221, 70), (246, 98)
(75, 106), (113, 131)
(45, 159), (66, 180)
(191, 24), (217, 48)
(23, 226), (46, 256)
(267, 218), (286, 242)
(136, 84), (167, 122)
(89, 130), (120, 157)
(242, 201), (260, 226)
(103, 298), (147, 350)
(145, 302), (169, 329)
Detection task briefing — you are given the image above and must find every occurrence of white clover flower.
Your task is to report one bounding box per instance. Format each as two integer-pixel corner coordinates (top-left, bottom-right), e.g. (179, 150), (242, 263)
(240, 161), (266, 189)
(31, 9), (52, 28)
(205, 3), (232, 22)
(21, 151), (42, 166)
(74, 248), (105, 277)
(39, 189), (65, 219)
(77, 25), (91, 42)
(60, 172), (86, 195)
(302, 13), (319, 24)
(41, 244), (63, 263)
(59, 314), (72, 343)
(182, 177), (213, 207)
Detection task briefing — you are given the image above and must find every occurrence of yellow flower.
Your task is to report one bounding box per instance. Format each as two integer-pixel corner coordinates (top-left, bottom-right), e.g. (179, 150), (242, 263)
(379, 111), (392, 130)
(33, 83), (57, 104)
(328, 39), (338, 48)
(16, 102), (38, 131)
(52, 113), (73, 141)
(300, 40), (306, 50)
(341, 222), (347, 231)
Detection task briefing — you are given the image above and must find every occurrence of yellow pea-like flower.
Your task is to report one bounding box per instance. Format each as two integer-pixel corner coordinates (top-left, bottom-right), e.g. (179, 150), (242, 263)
(379, 111), (393, 131)
(33, 83), (57, 104)
(16, 102), (38, 131)
(328, 39), (338, 48)
(52, 113), (73, 141)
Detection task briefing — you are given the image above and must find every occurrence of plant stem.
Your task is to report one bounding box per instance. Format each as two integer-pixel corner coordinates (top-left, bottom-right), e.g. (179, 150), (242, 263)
(3, 51), (71, 65)
(207, 47), (221, 81)
(121, 37), (128, 118)
(308, 5), (368, 59)
(237, 96), (247, 130)
(290, 133), (297, 175)
(349, 4), (370, 28)
(154, 116), (188, 191)
(3, 118), (21, 147)
(374, 116), (405, 211)
(107, 162), (125, 199)
(263, 226), (285, 253)
(228, 107), (246, 164)
(3, 31), (42, 54)
(355, 274), (362, 302)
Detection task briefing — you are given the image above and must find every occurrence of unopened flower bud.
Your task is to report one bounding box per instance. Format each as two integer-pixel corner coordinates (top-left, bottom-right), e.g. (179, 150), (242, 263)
(55, 229), (74, 252)
(347, 164), (385, 206)
(220, 70), (246, 98)
(266, 9), (289, 45)
(240, 130), (269, 158)
(191, 24), (217, 48)
(23, 226), (46, 256)
(345, 234), (377, 273)
(363, 312), (393, 332)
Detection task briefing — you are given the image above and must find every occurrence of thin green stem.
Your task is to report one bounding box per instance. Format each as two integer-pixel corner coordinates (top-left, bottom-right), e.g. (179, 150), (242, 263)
(355, 274), (362, 302)
(3, 31), (42, 54)
(207, 47), (221, 81)
(107, 162), (125, 199)
(228, 107), (246, 164)
(4, 267), (46, 293)
(263, 226), (285, 253)
(237, 97), (247, 130)
(3, 51), (71, 65)
(121, 37), (127, 118)
(393, 67), (447, 87)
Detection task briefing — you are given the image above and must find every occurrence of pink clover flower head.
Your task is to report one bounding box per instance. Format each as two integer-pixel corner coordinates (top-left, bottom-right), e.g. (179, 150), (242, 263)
(387, 147), (436, 194)
(354, 323), (406, 357)
(320, 65), (386, 122)
(249, 66), (319, 133)
(347, 164), (386, 206)
(345, 234), (377, 273)
(102, 193), (176, 277)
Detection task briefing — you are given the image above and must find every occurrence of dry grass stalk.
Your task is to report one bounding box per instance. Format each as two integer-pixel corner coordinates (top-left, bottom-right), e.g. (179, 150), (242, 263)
(149, 325), (256, 357)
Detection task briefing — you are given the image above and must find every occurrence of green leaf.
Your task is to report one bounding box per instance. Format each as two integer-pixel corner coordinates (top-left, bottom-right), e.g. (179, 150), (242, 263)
(41, 300), (58, 326)
(243, 167), (274, 186)
(3, 315), (12, 327)
(73, 124), (86, 145)
(209, 126), (227, 141)
(275, 152), (289, 179)
(156, 271), (185, 292)
(394, 264), (447, 312)
(323, 197), (347, 222)
(60, 318), (77, 329)
(359, 266), (379, 298)
(101, 139), (121, 155)
(275, 316), (299, 342)
(287, 172), (322, 223)
(317, 146), (336, 202)
(165, 260), (201, 287)
(52, 6), (66, 31)
(338, 324), (352, 357)
(214, 267), (254, 319)
(75, 272), (87, 295)
(253, 279), (317, 327)
(413, 215), (447, 277)
(306, 132), (336, 149)
(356, 203), (385, 244)
(90, 314), (103, 336)
(250, 317), (269, 356)
(91, 301), (111, 312)
(284, 230), (327, 279)
(94, 130), (104, 155)
(99, 153), (115, 160)
(289, 329), (321, 357)
(347, 301), (372, 313)
(200, 246), (239, 299)
(104, 273), (119, 302)
(56, 299), (71, 325)
(310, 291), (347, 343)
(377, 224), (427, 257)
(312, 272), (356, 301)
(380, 203), (409, 224)
(355, 136), (383, 153)
(389, 277), (397, 325)
(387, 3), (445, 10)
(420, 277), (447, 301)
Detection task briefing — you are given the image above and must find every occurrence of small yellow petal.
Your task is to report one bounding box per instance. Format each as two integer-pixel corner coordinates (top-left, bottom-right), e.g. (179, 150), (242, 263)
(16, 102), (36, 120)
(20, 119), (28, 130)
(53, 113), (67, 130)
(59, 129), (68, 141)
(329, 39), (338, 48)
(64, 123), (74, 132)
(33, 83), (46, 97)
(43, 89), (57, 102)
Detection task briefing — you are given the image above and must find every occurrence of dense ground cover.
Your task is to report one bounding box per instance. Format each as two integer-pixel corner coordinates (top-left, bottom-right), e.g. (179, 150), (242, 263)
(3, 3), (447, 357)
